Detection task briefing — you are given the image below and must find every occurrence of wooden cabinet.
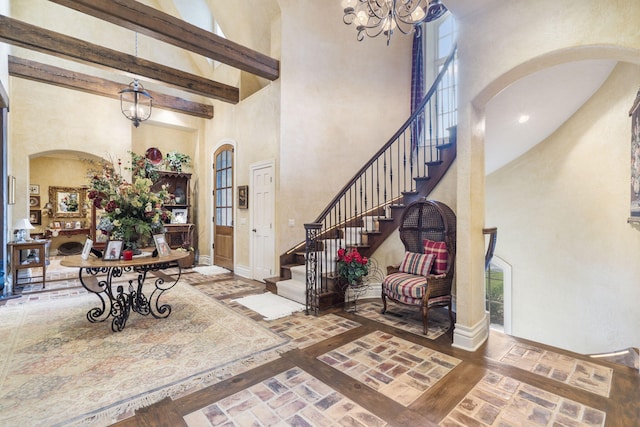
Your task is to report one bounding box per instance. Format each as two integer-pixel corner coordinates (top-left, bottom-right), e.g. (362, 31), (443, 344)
(152, 171), (192, 214)
(164, 224), (195, 249)
(152, 172), (196, 264)
(8, 240), (51, 291)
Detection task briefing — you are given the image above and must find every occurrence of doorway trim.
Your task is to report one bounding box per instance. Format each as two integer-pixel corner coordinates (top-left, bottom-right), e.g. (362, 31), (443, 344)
(208, 139), (236, 267)
(249, 159), (276, 281)
(489, 255), (512, 335)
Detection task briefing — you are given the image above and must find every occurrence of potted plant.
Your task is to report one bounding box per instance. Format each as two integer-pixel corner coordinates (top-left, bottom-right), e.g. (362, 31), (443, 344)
(336, 247), (370, 286)
(164, 151), (192, 173)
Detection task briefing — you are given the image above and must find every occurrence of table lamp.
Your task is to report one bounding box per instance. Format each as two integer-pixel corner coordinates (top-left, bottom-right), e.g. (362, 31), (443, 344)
(14, 218), (35, 243)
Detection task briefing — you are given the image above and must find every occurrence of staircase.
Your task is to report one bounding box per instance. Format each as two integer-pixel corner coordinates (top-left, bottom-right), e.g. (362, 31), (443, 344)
(265, 45), (458, 312)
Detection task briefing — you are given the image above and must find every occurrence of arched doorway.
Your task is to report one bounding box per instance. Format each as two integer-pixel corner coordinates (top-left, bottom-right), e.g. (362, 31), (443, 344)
(213, 144), (234, 270)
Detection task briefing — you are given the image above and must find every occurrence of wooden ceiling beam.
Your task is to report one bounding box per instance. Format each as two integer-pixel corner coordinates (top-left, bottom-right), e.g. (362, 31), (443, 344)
(0, 15), (239, 104)
(9, 56), (214, 119)
(49, 0), (280, 81)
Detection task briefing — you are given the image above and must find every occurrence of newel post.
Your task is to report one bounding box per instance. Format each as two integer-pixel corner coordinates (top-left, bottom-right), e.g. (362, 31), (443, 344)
(304, 223), (322, 315)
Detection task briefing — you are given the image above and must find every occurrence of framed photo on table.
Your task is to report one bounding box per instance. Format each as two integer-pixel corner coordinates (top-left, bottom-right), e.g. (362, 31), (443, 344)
(171, 208), (188, 224)
(103, 240), (123, 260)
(81, 239), (93, 260)
(153, 234), (171, 257)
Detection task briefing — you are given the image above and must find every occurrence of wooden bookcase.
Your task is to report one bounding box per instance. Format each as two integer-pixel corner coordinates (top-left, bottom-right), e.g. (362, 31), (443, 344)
(151, 172), (196, 258)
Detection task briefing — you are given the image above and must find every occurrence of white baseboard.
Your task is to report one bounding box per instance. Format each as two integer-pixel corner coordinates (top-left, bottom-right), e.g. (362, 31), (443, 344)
(234, 264), (251, 279)
(198, 254), (211, 265)
(452, 311), (489, 352)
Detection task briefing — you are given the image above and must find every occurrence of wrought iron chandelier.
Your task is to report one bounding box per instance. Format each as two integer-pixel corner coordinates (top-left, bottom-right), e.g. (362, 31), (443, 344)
(119, 32), (152, 127)
(342, 0), (448, 45)
(119, 79), (152, 127)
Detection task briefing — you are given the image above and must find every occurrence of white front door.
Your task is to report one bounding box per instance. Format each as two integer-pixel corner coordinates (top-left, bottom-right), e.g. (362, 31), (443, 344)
(251, 161), (274, 281)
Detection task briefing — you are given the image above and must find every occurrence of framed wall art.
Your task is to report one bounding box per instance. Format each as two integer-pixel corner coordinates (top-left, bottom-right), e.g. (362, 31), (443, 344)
(29, 184), (39, 195)
(49, 186), (87, 218)
(29, 195), (40, 208)
(238, 185), (248, 209)
(29, 210), (41, 226)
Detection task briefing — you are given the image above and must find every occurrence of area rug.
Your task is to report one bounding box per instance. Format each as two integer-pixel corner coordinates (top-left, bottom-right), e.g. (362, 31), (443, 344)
(0, 283), (286, 426)
(193, 265), (231, 276)
(355, 300), (450, 340)
(231, 292), (306, 320)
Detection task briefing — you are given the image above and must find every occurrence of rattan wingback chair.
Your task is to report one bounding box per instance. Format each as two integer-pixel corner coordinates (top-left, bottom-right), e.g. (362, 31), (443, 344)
(381, 199), (456, 335)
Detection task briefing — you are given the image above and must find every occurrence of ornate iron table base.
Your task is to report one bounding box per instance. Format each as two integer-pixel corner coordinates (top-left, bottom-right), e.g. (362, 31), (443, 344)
(81, 262), (180, 332)
(61, 251), (189, 332)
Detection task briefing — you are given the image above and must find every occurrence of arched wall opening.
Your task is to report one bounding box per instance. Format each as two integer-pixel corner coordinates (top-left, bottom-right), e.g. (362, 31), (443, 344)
(475, 46), (640, 354)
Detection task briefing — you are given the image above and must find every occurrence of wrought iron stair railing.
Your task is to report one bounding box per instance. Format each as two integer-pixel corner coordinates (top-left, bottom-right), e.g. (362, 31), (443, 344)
(286, 45), (458, 314)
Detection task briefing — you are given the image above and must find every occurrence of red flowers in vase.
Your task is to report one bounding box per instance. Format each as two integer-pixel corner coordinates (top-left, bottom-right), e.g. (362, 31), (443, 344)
(337, 247), (370, 285)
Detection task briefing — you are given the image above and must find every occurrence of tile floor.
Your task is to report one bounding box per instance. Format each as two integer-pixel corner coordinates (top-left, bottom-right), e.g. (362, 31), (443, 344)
(2, 262), (630, 426)
(441, 372), (606, 427)
(184, 367), (388, 427)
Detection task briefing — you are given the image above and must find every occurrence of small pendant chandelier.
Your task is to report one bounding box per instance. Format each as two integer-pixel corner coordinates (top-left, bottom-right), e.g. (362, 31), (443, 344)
(119, 32), (152, 127)
(119, 79), (152, 127)
(342, 0), (448, 45)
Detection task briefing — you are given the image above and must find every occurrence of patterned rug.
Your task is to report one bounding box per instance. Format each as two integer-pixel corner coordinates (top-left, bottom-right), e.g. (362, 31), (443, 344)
(355, 300), (451, 340)
(0, 283), (286, 426)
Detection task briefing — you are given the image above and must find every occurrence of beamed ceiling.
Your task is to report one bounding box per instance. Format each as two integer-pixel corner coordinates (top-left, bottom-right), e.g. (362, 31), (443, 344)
(0, 0), (281, 119)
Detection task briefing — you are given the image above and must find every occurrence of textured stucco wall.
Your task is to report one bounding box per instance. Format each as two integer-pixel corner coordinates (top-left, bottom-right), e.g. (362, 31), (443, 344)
(486, 63), (640, 354)
(454, 0), (640, 353)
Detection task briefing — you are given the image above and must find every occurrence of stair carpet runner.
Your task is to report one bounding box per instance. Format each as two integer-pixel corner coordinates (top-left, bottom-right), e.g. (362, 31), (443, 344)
(276, 216), (380, 304)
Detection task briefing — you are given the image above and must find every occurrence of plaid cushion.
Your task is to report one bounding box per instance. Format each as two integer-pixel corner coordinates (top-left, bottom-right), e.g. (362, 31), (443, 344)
(423, 239), (448, 275)
(398, 252), (435, 277)
(382, 272), (427, 299)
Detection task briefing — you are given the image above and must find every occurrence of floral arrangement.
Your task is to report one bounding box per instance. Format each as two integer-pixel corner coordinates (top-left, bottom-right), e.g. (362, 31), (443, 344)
(61, 194), (79, 212)
(337, 247), (370, 285)
(86, 154), (172, 250)
(130, 151), (160, 181)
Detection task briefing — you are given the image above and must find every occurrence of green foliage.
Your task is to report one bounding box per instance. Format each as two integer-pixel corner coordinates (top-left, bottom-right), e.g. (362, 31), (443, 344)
(486, 268), (504, 326)
(86, 155), (172, 251)
(165, 151), (192, 173)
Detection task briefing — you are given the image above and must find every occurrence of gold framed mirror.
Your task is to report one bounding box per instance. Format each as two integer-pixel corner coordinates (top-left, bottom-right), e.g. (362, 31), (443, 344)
(48, 186), (87, 218)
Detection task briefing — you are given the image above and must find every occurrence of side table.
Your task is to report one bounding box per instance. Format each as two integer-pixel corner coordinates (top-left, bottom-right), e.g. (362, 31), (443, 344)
(61, 250), (189, 332)
(7, 240), (51, 291)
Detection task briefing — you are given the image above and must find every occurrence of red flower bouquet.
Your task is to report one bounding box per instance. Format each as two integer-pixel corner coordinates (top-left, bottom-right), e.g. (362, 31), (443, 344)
(337, 247), (370, 285)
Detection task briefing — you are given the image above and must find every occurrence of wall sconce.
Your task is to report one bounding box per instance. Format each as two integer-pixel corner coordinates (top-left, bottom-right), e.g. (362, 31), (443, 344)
(8, 175), (15, 205)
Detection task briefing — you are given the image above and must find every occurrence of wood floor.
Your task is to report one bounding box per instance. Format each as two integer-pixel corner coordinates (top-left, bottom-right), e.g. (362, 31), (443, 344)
(109, 275), (639, 427)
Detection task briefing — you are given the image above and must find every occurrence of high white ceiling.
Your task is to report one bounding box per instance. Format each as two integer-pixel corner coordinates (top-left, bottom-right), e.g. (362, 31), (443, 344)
(485, 60), (617, 174)
(442, 0), (617, 175)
